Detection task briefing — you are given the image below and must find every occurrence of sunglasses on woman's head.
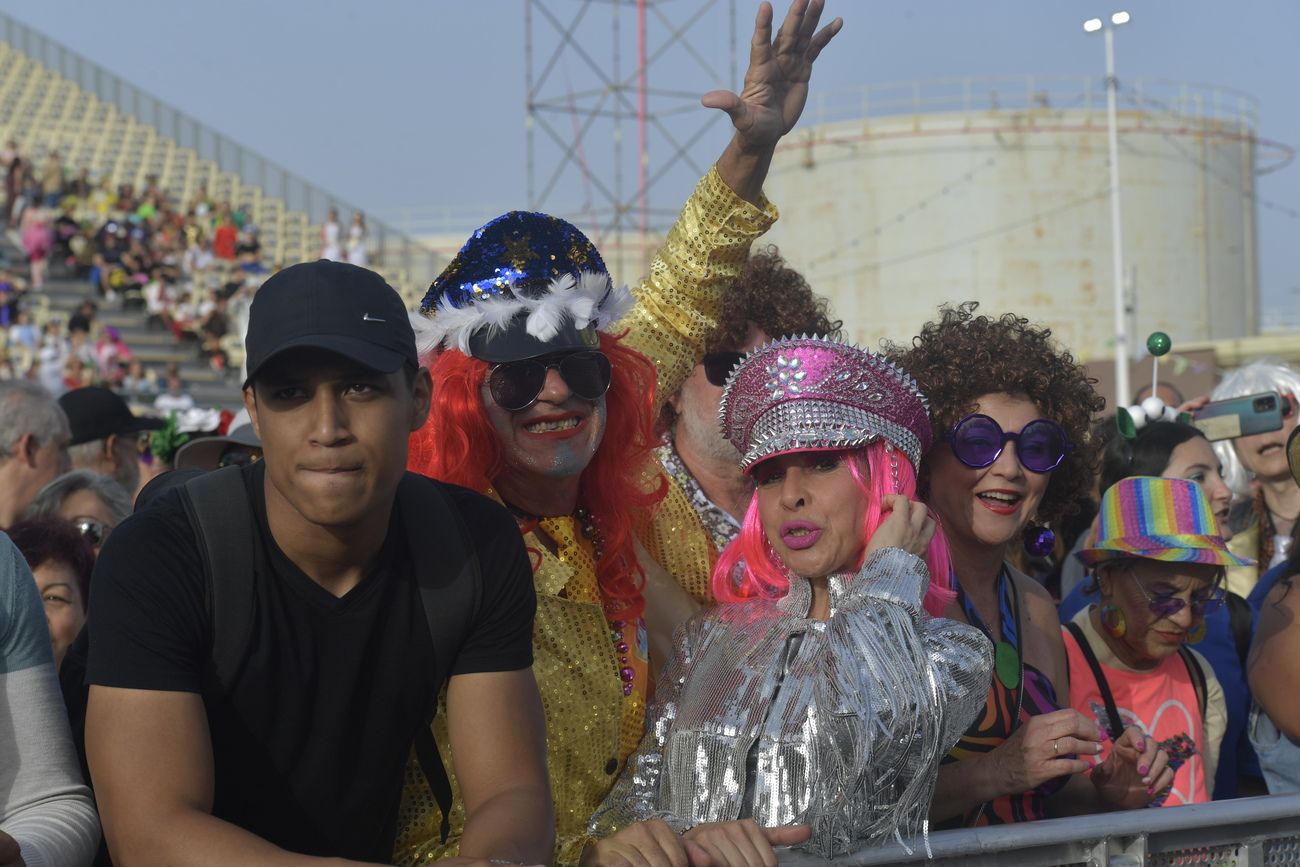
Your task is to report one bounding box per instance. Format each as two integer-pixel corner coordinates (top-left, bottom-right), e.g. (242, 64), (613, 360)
(1125, 564), (1226, 619)
(487, 350), (613, 412)
(72, 516), (113, 547)
(702, 351), (745, 388)
(945, 413), (1071, 474)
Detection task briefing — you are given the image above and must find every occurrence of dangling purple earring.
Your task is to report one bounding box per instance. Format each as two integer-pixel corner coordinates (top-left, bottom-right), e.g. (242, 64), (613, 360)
(1023, 523), (1055, 557)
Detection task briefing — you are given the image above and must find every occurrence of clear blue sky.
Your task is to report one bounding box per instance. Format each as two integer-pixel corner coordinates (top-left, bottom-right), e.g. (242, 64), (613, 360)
(4, 0), (1297, 319)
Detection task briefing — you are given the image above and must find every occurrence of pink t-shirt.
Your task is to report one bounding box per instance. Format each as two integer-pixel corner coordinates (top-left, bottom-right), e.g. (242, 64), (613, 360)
(1062, 620), (1209, 805)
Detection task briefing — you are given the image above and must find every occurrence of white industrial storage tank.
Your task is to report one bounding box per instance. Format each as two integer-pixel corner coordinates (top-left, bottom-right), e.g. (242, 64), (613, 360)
(761, 77), (1260, 360)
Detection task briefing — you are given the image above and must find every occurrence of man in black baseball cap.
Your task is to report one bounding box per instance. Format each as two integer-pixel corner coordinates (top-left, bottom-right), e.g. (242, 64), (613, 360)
(59, 385), (164, 494)
(242, 259), (418, 388)
(84, 259), (553, 864)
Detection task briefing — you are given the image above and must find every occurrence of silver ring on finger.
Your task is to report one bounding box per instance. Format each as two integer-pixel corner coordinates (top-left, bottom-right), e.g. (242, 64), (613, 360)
(1052, 739), (1059, 756)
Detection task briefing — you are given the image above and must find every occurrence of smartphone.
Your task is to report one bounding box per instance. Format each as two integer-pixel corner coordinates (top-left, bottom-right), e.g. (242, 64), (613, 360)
(1192, 391), (1285, 441)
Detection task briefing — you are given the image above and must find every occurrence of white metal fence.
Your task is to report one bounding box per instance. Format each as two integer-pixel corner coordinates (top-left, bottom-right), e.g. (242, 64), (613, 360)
(780, 794), (1300, 866)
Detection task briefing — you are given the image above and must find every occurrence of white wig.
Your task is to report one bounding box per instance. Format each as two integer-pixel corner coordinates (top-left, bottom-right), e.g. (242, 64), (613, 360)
(1209, 357), (1300, 497)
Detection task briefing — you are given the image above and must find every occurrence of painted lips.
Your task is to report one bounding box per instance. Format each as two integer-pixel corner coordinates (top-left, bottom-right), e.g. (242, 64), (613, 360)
(521, 413), (585, 437)
(781, 521), (822, 550)
(976, 489), (1023, 516)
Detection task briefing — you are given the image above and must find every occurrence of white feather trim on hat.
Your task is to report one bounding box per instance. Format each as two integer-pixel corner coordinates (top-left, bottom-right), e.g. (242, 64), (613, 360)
(409, 310), (444, 359)
(419, 270), (637, 352)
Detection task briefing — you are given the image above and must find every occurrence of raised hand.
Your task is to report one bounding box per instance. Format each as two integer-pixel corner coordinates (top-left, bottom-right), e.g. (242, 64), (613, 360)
(702, 0), (843, 154)
(865, 495), (936, 559)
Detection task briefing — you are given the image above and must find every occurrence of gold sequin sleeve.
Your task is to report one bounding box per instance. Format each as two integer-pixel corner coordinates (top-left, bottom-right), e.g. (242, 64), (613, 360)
(618, 165), (778, 418)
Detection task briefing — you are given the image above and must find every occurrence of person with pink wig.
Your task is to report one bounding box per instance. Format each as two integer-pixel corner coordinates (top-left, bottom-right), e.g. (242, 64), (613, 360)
(588, 336), (993, 862)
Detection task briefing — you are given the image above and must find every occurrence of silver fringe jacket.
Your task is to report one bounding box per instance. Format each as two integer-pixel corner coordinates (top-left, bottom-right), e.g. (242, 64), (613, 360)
(589, 548), (993, 857)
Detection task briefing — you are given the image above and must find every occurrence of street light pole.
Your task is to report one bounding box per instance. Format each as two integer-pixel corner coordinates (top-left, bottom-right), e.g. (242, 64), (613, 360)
(1086, 12), (1131, 407)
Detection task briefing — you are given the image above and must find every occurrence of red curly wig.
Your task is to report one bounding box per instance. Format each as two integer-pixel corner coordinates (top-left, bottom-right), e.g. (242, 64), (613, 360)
(408, 331), (666, 619)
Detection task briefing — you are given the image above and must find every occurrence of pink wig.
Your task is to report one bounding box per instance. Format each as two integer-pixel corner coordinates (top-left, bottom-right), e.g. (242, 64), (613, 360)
(711, 442), (955, 617)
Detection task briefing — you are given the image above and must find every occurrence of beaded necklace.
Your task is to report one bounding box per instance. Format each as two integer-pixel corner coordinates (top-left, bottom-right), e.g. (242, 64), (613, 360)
(571, 505), (636, 697)
(509, 500), (639, 697)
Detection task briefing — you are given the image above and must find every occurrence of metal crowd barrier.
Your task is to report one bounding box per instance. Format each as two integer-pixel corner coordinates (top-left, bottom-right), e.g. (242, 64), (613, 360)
(780, 794), (1300, 866)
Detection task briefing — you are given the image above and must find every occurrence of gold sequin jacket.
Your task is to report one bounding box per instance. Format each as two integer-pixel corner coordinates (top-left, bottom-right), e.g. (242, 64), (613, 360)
(639, 440), (738, 605)
(589, 549), (994, 857)
(394, 165), (778, 866)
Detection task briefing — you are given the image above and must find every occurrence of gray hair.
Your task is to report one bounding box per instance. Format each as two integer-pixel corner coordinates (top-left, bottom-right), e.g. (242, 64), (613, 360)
(0, 380), (69, 459)
(22, 469), (133, 526)
(1209, 357), (1300, 497)
(68, 439), (106, 470)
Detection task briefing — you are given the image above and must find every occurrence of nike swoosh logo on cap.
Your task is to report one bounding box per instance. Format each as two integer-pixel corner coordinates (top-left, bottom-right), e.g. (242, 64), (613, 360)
(362, 313), (386, 323)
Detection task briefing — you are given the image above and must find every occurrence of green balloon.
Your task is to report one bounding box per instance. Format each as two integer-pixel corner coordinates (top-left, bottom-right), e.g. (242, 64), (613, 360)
(1147, 331), (1172, 356)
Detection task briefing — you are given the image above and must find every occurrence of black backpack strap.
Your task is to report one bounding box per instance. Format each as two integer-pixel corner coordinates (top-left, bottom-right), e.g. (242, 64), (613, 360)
(396, 473), (481, 845)
(1178, 646), (1209, 721)
(1065, 621), (1125, 740)
(1226, 591), (1253, 669)
(179, 466), (258, 694)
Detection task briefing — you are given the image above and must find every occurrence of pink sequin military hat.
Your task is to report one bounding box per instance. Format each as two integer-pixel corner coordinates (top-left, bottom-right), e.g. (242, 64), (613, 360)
(718, 335), (933, 473)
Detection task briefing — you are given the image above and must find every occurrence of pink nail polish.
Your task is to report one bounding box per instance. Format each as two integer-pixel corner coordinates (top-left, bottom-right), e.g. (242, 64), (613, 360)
(1138, 765), (1148, 775)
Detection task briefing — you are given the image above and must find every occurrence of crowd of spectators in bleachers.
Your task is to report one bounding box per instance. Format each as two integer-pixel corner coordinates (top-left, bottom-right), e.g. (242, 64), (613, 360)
(0, 140), (274, 407)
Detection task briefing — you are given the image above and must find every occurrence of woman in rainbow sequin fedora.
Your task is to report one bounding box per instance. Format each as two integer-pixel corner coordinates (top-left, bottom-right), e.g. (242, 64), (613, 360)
(1064, 475), (1249, 807)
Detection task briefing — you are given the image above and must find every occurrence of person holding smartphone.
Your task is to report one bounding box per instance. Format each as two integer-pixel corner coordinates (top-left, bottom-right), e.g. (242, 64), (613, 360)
(1208, 360), (1300, 596)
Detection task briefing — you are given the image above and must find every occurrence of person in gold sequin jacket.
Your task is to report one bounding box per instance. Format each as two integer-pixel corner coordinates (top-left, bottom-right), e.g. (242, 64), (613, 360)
(396, 4), (843, 863)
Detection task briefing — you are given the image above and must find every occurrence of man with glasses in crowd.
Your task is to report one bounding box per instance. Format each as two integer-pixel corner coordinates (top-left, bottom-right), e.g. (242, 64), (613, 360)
(641, 245), (842, 608)
(398, 3), (842, 862)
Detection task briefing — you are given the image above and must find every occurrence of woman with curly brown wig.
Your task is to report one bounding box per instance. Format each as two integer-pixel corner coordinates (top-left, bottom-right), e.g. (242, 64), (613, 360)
(891, 302), (1167, 825)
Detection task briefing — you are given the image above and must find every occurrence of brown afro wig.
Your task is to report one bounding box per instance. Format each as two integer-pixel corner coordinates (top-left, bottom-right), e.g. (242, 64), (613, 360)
(887, 302), (1104, 526)
(706, 245), (842, 354)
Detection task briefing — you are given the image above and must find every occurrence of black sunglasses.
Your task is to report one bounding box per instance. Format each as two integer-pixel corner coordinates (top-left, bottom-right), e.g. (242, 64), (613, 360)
(946, 413), (1072, 474)
(488, 350), (612, 412)
(72, 516), (113, 547)
(702, 351), (745, 388)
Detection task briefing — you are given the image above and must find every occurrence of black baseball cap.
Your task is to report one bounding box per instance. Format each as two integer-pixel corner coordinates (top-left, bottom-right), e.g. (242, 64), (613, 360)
(59, 386), (166, 446)
(243, 260), (417, 387)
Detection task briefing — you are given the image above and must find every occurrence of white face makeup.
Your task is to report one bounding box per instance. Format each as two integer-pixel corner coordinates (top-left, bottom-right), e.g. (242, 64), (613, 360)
(483, 367), (608, 484)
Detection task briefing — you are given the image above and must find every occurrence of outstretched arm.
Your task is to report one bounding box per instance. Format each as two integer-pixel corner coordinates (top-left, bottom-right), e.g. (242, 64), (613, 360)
(710, 0), (843, 204)
(619, 0), (842, 415)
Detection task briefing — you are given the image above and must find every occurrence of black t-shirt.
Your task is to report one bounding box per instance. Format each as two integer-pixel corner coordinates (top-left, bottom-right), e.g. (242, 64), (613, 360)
(86, 463), (535, 862)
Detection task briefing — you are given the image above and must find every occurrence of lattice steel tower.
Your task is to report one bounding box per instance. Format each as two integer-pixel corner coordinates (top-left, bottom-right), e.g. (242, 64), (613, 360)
(525, 0), (738, 259)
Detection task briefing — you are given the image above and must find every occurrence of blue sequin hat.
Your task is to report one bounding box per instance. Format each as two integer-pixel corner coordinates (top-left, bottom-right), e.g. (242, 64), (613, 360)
(417, 211), (636, 363)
